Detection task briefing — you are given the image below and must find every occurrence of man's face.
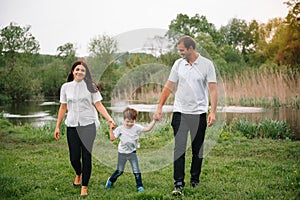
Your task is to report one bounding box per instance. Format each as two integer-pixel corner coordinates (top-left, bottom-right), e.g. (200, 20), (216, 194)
(177, 42), (192, 60)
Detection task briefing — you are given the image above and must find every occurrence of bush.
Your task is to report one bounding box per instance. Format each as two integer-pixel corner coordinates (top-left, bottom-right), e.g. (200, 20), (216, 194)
(222, 118), (294, 140)
(0, 94), (12, 105)
(258, 119), (292, 140)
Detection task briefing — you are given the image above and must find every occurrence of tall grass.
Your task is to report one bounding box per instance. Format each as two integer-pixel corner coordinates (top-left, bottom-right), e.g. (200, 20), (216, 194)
(110, 65), (299, 108)
(223, 66), (300, 108)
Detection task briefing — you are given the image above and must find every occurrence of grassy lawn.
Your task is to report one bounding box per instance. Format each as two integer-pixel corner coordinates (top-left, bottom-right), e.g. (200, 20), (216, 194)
(0, 119), (300, 200)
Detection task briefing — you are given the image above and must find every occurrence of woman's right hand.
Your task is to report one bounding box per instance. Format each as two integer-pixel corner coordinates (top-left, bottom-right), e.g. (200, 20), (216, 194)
(109, 119), (115, 130)
(109, 121), (116, 141)
(54, 127), (60, 141)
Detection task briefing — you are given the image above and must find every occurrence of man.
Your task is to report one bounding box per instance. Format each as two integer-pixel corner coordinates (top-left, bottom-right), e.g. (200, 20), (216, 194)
(154, 35), (218, 196)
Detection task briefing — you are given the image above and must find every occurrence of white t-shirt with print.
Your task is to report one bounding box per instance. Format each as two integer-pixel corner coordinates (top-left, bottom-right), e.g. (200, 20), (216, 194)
(113, 124), (144, 154)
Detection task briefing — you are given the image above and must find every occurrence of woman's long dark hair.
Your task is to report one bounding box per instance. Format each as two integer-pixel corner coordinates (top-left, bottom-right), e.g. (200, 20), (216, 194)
(67, 60), (100, 93)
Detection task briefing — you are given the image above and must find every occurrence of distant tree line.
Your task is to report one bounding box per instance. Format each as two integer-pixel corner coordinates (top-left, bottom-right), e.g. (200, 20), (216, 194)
(0, 0), (299, 104)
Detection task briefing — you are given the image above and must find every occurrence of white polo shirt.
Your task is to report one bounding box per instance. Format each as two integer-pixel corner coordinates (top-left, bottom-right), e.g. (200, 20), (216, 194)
(60, 80), (102, 127)
(168, 54), (217, 114)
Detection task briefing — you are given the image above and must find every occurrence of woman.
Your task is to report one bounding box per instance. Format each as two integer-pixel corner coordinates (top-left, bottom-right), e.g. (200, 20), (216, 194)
(54, 60), (115, 196)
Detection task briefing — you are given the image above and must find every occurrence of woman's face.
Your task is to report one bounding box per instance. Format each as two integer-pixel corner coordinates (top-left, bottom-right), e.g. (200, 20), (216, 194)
(73, 64), (86, 82)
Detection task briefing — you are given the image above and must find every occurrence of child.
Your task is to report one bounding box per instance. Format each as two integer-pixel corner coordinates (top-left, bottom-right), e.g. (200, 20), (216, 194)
(105, 107), (157, 192)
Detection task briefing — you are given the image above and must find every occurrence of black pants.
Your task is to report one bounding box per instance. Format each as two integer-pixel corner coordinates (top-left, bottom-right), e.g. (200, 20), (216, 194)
(171, 112), (207, 186)
(67, 123), (96, 186)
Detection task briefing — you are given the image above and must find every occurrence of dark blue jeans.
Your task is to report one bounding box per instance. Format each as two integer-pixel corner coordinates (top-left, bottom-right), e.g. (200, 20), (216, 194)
(109, 151), (143, 188)
(67, 123), (96, 186)
(171, 112), (207, 186)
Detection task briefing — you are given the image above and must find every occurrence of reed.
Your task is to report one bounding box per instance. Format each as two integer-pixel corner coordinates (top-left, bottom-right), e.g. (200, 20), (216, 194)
(110, 65), (299, 108)
(223, 66), (300, 108)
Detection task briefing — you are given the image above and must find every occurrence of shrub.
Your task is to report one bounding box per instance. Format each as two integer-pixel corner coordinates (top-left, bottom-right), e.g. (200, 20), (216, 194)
(222, 118), (294, 140)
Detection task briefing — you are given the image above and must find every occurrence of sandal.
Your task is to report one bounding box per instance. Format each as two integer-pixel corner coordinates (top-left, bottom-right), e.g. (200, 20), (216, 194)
(81, 186), (88, 196)
(73, 174), (82, 186)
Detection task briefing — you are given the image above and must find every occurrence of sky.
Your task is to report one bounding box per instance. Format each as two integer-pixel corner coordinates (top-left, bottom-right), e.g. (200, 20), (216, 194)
(0, 0), (289, 57)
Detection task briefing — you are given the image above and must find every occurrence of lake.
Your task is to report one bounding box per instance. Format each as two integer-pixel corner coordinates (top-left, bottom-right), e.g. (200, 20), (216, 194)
(1, 101), (299, 140)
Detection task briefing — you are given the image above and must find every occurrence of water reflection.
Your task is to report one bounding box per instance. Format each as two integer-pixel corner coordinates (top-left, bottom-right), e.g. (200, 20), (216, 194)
(1, 101), (59, 126)
(1, 101), (299, 140)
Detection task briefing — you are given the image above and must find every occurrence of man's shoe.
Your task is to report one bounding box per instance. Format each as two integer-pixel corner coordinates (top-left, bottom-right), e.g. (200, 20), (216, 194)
(105, 177), (113, 188)
(137, 186), (144, 192)
(171, 186), (183, 196)
(190, 181), (199, 188)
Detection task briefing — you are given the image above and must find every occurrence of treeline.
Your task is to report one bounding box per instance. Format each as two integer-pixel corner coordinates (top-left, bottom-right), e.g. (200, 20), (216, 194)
(0, 0), (299, 107)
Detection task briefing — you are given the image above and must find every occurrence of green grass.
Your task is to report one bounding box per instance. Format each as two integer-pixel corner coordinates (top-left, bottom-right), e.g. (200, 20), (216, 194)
(0, 118), (300, 200)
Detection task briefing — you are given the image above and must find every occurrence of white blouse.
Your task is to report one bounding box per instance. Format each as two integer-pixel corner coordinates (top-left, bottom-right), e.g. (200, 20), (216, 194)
(60, 80), (102, 127)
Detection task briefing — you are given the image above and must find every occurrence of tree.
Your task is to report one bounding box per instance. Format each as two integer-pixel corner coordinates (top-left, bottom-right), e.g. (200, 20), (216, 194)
(159, 52), (180, 68)
(254, 18), (284, 65)
(220, 18), (265, 64)
(40, 59), (67, 97)
(240, 20), (261, 64)
(0, 22), (40, 70)
(220, 18), (248, 51)
(87, 34), (118, 79)
(56, 42), (77, 67)
(276, 0), (300, 67)
(0, 64), (40, 101)
(285, 0), (300, 29)
(167, 14), (222, 46)
(0, 22), (40, 102)
(244, 20), (260, 52)
(195, 32), (222, 60)
(87, 34), (119, 101)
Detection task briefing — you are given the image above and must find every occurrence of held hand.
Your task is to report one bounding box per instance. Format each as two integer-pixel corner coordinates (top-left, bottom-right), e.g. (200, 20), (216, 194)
(153, 113), (160, 121)
(109, 123), (114, 131)
(109, 119), (115, 130)
(109, 120), (116, 141)
(153, 107), (163, 121)
(207, 113), (216, 127)
(54, 128), (60, 141)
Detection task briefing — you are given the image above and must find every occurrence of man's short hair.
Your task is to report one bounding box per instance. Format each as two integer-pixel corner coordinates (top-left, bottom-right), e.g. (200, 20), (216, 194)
(178, 35), (196, 49)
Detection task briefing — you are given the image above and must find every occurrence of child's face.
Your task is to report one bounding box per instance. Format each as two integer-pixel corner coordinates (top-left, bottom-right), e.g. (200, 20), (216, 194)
(124, 118), (135, 128)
